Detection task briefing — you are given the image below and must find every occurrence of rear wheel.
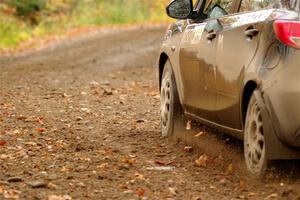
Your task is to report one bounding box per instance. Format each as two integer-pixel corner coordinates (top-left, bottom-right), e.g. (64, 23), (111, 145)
(244, 94), (268, 176)
(160, 60), (181, 137)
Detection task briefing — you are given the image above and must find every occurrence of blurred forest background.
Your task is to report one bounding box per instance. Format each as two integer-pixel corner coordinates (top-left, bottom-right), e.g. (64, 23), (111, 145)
(0, 0), (170, 50)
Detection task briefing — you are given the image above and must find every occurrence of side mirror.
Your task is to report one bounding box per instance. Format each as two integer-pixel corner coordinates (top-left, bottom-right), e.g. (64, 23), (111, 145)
(166, 0), (193, 19)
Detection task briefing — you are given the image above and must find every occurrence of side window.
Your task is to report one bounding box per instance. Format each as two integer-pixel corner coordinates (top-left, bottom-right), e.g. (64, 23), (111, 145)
(240, 0), (277, 12)
(204, 0), (235, 16)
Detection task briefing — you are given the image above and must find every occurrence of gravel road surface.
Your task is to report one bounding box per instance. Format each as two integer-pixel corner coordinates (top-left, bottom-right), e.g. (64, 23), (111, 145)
(1, 25), (300, 200)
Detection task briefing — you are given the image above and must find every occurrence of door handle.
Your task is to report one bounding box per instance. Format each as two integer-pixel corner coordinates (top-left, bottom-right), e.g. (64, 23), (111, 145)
(244, 29), (259, 37)
(206, 32), (217, 41)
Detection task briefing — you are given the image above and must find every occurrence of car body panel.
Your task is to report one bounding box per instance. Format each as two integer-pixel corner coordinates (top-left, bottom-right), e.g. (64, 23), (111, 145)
(179, 22), (219, 121)
(214, 10), (273, 129)
(159, 0), (300, 154)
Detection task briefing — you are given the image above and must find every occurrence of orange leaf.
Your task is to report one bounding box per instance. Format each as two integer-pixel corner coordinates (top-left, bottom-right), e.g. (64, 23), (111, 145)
(0, 140), (6, 146)
(136, 188), (145, 197)
(195, 154), (209, 167)
(36, 128), (46, 133)
(225, 163), (234, 175)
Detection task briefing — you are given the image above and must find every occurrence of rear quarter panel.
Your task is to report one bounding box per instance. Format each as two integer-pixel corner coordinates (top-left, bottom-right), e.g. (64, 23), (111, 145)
(253, 7), (300, 147)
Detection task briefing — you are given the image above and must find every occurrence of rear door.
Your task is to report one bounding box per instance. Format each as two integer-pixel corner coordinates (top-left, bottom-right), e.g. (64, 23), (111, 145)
(214, 0), (276, 129)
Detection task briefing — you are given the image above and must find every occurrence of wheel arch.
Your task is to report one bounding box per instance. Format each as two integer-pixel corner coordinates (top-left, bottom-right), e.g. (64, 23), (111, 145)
(241, 80), (258, 126)
(158, 52), (169, 89)
(241, 81), (300, 159)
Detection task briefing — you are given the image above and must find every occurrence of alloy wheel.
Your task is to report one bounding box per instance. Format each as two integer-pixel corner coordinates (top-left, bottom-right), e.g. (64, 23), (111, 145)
(160, 69), (171, 137)
(244, 98), (266, 175)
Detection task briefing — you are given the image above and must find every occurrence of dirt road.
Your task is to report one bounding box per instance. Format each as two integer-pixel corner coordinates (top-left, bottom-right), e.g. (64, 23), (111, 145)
(1, 25), (300, 200)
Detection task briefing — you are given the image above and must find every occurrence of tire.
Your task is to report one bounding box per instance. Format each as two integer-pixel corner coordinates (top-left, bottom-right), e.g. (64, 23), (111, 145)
(160, 60), (182, 137)
(244, 93), (268, 176)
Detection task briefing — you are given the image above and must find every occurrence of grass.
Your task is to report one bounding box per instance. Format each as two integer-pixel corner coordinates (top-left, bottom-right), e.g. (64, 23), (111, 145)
(0, 0), (172, 51)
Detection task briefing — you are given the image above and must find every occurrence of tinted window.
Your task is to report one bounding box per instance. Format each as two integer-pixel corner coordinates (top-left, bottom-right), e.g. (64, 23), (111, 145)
(204, 0), (235, 15)
(273, 0), (300, 11)
(240, 0), (277, 12)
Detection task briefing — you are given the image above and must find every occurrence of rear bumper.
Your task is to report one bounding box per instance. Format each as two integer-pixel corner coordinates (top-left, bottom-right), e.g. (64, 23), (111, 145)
(264, 91), (300, 148)
(255, 91), (300, 159)
(262, 48), (300, 148)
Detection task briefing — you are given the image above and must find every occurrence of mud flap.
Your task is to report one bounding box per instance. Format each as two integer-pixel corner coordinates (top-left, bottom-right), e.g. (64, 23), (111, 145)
(254, 91), (300, 159)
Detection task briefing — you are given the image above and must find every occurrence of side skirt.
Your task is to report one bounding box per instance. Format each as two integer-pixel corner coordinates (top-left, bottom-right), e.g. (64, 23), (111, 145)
(184, 112), (244, 140)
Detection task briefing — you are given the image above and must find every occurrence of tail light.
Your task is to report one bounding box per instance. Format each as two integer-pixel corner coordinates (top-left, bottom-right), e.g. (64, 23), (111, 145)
(273, 20), (300, 49)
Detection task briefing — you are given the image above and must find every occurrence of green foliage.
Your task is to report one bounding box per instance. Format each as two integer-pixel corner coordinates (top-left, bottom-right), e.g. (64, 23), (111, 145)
(8, 0), (46, 25)
(0, 0), (170, 50)
(0, 13), (31, 48)
(10, 0), (46, 16)
(72, 0), (151, 25)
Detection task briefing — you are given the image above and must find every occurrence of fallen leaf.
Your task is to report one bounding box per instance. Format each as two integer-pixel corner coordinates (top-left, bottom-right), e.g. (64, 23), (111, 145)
(12, 130), (21, 134)
(90, 81), (99, 88)
(80, 108), (91, 113)
(3, 189), (21, 199)
(36, 128), (46, 133)
(81, 91), (87, 96)
(239, 180), (246, 190)
(47, 182), (58, 190)
(103, 89), (113, 96)
(36, 117), (44, 124)
(184, 146), (193, 152)
(134, 172), (145, 180)
(155, 160), (167, 166)
(169, 187), (177, 196)
(136, 188), (145, 197)
(195, 132), (205, 137)
(16, 115), (27, 120)
(62, 93), (69, 98)
(247, 192), (258, 197)
(119, 184), (128, 190)
(24, 141), (37, 146)
(48, 194), (72, 200)
(0, 140), (6, 146)
(186, 120), (192, 130)
(149, 91), (159, 96)
(225, 163), (234, 175)
(122, 156), (135, 165)
(97, 163), (108, 169)
(265, 193), (278, 199)
(76, 116), (83, 121)
(195, 154), (209, 167)
(92, 89), (100, 95)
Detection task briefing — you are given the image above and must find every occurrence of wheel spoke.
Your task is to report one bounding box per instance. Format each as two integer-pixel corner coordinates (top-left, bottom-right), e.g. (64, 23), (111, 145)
(256, 121), (263, 130)
(257, 134), (264, 142)
(244, 97), (266, 174)
(253, 151), (259, 163)
(160, 70), (172, 129)
(251, 152), (257, 164)
(164, 111), (168, 121)
(255, 143), (262, 154)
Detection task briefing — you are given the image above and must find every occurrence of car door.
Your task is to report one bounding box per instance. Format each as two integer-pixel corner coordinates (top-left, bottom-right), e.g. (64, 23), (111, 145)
(178, 0), (236, 122)
(179, 21), (217, 121)
(214, 0), (276, 129)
